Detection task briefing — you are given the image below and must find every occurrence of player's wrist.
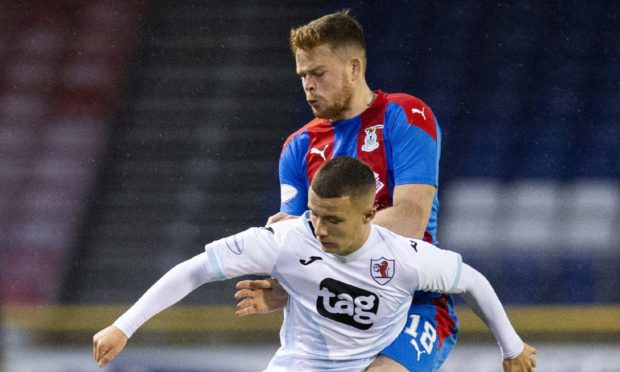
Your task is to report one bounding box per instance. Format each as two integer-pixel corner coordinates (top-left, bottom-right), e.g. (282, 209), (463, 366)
(502, 341), (524, 359)
(112, 320), (133, 339)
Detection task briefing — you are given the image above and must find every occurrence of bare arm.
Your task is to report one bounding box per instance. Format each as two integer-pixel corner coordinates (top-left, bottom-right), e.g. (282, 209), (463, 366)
(371, 184), (435, 239)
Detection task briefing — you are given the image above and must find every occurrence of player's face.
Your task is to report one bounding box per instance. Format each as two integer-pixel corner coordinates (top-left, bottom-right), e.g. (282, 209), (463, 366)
(307, 189), (375, 256)
(295, 44), (354, 121)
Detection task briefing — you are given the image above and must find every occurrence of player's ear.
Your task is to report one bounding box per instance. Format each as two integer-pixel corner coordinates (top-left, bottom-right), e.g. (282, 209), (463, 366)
(350, 57), (362, 80)
(362, 207), (376, 223)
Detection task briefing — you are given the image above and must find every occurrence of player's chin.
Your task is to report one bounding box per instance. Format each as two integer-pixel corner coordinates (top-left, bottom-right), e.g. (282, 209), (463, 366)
(311, 107), (324, 118)
(310, 106), (329, 119)
(320, 242), (338, 252)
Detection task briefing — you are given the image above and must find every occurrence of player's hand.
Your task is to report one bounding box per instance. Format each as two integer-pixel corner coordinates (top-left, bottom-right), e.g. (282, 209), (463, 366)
(502, 343), (537, 372)
(234, 278), (289, 316)
(93, 325), (128, 367)
(266, 212), (297, 225)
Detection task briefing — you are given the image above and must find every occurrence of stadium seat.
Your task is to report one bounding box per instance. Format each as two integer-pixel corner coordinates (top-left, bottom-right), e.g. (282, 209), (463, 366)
(560, 180), (620, 250)
(439, 179), (501, 251)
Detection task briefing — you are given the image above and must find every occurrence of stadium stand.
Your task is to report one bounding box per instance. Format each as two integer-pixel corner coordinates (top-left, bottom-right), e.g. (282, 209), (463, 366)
(61, 1), (331, 304)
(350, 1), (619, 303)
(0, 1), (143, 303)
(0, 1), (617, 310)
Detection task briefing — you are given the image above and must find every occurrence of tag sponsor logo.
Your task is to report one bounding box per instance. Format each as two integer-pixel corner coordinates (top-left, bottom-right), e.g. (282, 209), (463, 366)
(316, 278), (379, 330)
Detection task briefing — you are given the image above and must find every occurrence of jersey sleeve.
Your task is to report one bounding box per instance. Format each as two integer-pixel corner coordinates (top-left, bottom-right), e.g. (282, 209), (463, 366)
(384, 99), (440, 187)
(411, 240), (462, 294)
(205, 227), (281, 278)
(112, 227), (282, 338)
(279, 134), (309, 215)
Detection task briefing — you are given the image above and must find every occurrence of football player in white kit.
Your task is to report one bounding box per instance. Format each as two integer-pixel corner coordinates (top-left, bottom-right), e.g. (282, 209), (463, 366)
(93, 157), (536, 371)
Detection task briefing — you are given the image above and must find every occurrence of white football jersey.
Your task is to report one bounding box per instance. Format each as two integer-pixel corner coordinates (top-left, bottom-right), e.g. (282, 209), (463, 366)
(204, 212), (462, 371)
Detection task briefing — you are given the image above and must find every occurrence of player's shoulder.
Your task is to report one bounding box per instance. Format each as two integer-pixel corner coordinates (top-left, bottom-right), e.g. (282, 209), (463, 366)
(373, 224), (436, 256)
(373, 224), (415, 251)
(383, 92), (438, 140)
(384, 92), (431, 111)
(267, 215), (310, 239)
(282, 117), (329, 153)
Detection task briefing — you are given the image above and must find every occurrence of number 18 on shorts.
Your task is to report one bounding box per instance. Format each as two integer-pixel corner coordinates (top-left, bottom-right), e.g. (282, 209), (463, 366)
(379, 300), (458, 371)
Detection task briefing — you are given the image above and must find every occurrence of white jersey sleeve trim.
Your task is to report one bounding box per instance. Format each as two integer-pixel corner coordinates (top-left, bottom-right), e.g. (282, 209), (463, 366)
(280, 184), (298, 204)
(205, 245), (226, 281)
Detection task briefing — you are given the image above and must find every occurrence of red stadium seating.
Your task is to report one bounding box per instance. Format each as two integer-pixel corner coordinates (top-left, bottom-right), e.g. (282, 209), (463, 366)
(0, 0), (144, 304)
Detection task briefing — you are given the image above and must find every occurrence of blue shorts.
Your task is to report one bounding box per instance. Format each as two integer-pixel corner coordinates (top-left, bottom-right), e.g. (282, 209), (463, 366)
(380, 294), (458, 371)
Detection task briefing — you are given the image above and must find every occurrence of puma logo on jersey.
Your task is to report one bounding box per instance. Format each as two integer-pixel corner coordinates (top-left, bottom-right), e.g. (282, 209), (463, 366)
(411, 339), (427, 361)
(316, 278), (379, 330)
(300, 256), (323, 266)
(310, 144), (329, 160)
(411, 107), (426, 120)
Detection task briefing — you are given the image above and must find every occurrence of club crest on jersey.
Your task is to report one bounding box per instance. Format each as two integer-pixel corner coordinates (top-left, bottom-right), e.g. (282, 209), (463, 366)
(370, 257), (395, 285)
(361, 125), (384, 152)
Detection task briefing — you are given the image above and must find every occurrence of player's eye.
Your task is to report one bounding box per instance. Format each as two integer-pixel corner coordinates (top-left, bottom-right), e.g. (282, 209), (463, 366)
(326, 217), (341, 224)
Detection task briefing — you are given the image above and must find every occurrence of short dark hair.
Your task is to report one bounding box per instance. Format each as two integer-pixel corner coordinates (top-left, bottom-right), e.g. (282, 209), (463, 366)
(311, 156), (375, 200)
(290, 9), (366, 57)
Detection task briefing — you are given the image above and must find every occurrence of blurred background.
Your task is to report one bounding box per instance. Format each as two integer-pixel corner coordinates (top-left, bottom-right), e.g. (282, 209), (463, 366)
(1, 0), (618, 371)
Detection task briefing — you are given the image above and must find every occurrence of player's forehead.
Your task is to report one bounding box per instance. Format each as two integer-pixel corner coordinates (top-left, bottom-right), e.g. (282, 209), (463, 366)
(295, 44), (339, 73)
(308, 189), (353, 217)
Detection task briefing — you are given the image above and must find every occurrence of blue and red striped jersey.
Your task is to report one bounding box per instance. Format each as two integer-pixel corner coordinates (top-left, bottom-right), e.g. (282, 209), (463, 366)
(279, 90), (441, 243)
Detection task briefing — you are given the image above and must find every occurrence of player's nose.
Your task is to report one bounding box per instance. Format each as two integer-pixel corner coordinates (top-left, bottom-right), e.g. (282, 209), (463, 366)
(302, 77), (315, 92)
(314, 219), (328, 237)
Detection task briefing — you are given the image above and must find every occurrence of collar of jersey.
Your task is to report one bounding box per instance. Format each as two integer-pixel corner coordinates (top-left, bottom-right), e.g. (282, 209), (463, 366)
(301, 210), (316, 238)
(329, 90), (387, 127)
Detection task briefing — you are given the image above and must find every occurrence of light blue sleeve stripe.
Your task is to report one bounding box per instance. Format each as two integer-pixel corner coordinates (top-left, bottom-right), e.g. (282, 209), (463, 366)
(205, 245), (226, 281)
(448, 253), (463, 293)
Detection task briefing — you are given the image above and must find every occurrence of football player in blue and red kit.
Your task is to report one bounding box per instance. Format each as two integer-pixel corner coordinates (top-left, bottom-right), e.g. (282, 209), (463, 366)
(234, 10), (532, 372)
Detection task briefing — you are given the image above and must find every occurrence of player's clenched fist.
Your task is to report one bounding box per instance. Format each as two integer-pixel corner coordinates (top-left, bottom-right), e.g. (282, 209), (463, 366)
(502, 343), (537, 372)
(92, 325), (128, 367)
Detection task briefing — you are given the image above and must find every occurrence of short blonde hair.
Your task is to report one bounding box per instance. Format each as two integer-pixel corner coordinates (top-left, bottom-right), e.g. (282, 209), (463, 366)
(290, 9), (366, 61)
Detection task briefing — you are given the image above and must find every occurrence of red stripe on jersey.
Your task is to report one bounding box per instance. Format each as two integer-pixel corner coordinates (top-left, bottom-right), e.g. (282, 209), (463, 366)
(358, 92), (391, 211)
(432, 295), (457, 348)
(423, 231), (433, 244)
(386, 93), (437, 141)
(305, 118), (335, 182)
